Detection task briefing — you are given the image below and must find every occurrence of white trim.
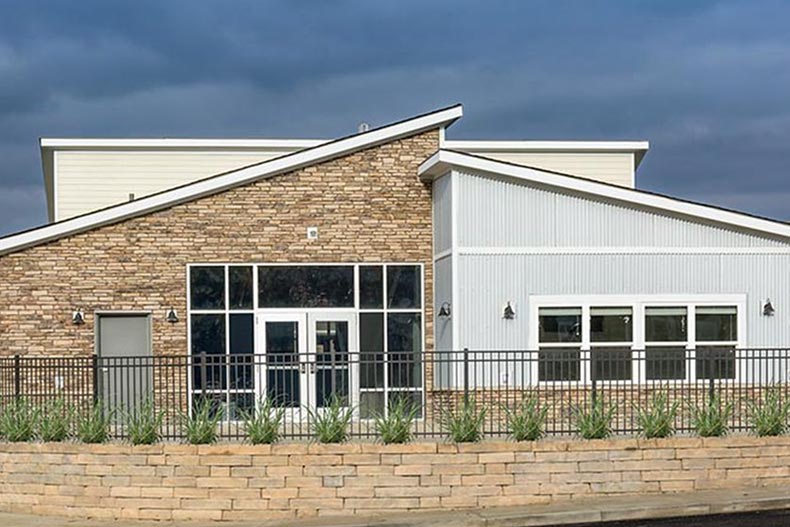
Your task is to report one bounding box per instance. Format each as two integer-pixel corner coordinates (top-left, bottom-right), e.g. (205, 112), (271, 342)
(528, 294), (746, 385)
(418, 150), (790, 241)
(457, 246), (790, 255)
(52, 150), (59, 222)
(444, 140), (649, 152)
(450, 171), (459, 353)
(3, 105), (462, 256)
(40, 138), (327, 149)
(445, 139), (649, 169)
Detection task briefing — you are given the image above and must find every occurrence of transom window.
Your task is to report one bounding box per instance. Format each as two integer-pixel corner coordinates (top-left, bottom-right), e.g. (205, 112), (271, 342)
(533, 296), (742, 383)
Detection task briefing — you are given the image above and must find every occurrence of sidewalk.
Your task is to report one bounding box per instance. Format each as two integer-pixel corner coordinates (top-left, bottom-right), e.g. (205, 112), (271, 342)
(2, 487), (790, 527)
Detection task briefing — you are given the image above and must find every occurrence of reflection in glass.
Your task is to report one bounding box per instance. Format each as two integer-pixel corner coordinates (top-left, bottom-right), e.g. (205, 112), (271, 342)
(190, 267), (225, 310)
(387, 266), (421, 309)
(259, 266), (354, 308)
(539, 308), (582, 343)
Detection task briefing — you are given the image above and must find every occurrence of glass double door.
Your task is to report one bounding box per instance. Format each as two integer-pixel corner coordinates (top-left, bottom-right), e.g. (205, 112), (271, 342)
(258, 312), (357, 418)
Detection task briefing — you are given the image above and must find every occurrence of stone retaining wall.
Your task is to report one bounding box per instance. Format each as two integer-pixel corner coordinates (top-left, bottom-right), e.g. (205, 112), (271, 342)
(1, 437), (789, 521)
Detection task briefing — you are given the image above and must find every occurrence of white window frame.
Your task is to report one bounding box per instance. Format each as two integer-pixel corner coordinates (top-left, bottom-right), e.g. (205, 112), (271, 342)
(528, 294), (746, 385)
(186, 262), (426, 420)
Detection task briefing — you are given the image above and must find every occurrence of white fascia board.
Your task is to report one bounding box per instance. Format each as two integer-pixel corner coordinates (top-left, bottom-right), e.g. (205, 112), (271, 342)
(39, 138), (328, 149)
(444, 139), (649, 152)
(418, 149), (790, 240)
(446, 140), (650, 168)
(2, 105), (463, 256)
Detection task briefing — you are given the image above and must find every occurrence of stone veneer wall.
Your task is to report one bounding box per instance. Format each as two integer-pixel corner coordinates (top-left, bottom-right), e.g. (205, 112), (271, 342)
(0, 130), (438, 358)
(1, 437), (789, 521)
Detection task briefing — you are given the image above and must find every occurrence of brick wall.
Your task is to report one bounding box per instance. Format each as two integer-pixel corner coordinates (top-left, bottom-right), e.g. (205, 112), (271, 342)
(1, 437), (789, 521)
(0, 131), (438, 358)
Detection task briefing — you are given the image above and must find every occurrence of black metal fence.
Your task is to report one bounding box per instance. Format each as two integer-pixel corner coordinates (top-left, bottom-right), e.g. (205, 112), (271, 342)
(1, 349), (789, 441)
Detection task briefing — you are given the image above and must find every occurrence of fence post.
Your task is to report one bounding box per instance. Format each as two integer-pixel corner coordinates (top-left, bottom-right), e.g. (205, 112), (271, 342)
(591, 378), (598, 406)
(708, 376), (715, 404)
(91, 353), (99, 405)
(463, 348), (469, 404)
(200, 352), (208, 397)
(13, 354), (21, 401)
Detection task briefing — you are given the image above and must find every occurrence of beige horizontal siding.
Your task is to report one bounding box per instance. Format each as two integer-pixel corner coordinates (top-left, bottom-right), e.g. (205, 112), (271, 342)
(462, 151), (634, 187)
(55, 150), (301, 220)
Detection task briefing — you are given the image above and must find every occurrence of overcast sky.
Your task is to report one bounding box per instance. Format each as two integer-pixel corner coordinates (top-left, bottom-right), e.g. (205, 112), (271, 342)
(1, 0), (789, 236)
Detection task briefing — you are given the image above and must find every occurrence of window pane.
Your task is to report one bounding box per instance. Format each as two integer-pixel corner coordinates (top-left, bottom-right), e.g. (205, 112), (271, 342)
(267, 369), (300, 407)
(316, 368), (349, 408)
(228, 393), (255, 421)
(230, 314), (253, 354)
(645, 307), (687, 342)
(590, 307), (633, 342)
(387, 313), (422, 388)
(359, 391), (384, 419)
(360, 313), (384, 389)
(539, 308), (582, 343)
(696, 346), (736, 379)
(538, 348), (580, 381)
(591, 347), (632, 381)
(266, 321), (299, 365)
(190, 267), (225, 310)
(229, 266), (253, 310)
(360, 265), (383, 309)
(191, 393), (225, 419)
(258, 266), (354, 308)
(229, 314), (253, 389)
(191, 314), (225, 355)
(191, 314), (226, 390)
(387, 266), (421, 309)
(646, 346), (686, 381)
(388, 391), (423, 419)
(696, 306), (737, 342)
(315, 321), (350, 408)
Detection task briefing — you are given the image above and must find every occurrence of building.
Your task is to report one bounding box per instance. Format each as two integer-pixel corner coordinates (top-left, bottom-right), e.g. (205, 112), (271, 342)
(1, 104), (789, 421)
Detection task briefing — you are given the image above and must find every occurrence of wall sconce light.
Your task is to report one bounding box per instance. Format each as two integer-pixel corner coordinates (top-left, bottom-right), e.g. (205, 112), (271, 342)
(438, 302), (452, 318)
(166, 307), (179, 324)
(503, 301), (516, 320)
(763, 299), (775, 317)
(72, 308), (85, 326)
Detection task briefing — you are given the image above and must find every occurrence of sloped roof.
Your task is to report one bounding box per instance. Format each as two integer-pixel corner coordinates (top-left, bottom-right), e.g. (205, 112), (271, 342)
(0, 104), (463, 256)
(418, 149), (790, 240)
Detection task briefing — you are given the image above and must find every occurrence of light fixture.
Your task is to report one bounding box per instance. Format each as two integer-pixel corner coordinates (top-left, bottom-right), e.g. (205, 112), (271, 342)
(503, 301), (516, 320)
(72, 308), (85, 326)
(763, 299), (775, 317)
(438, 302), (452, 318)
(166, 307), (179, 324)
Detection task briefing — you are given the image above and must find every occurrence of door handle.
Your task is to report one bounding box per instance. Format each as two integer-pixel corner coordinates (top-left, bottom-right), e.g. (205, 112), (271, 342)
(300, 362), (306, 374)
(309, 363), (316, 374)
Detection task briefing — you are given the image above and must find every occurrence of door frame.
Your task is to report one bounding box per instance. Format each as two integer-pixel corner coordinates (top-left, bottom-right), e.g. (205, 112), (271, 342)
(306, 311), (359, 414)
(256, 310), (358, 419)
(94, 311), (154, 416)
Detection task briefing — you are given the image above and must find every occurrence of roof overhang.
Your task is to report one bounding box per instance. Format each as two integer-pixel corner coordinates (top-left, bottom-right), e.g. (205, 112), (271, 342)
(3, 104), (463, 256)
(444, 140), (650, 168)
(419, 149), (790, 240)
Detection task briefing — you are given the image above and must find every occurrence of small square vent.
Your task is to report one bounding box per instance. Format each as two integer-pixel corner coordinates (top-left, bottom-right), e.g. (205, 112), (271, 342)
(306, 227), (319, 240)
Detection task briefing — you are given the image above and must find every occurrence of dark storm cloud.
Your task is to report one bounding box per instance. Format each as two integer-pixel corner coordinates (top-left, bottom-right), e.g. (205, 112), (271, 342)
(1, 0), (790, 235)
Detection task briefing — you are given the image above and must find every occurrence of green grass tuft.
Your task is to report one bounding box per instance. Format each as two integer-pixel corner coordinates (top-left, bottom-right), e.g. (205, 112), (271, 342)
(373, 396), (419, 444)
(242, 397), (284, 445)
(505, 395), (548, 442)
(574, 397), (616, 440)
(635, 391), (679, 439)
(309, 395), (353, 444)
(441, 398), (487, 443)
